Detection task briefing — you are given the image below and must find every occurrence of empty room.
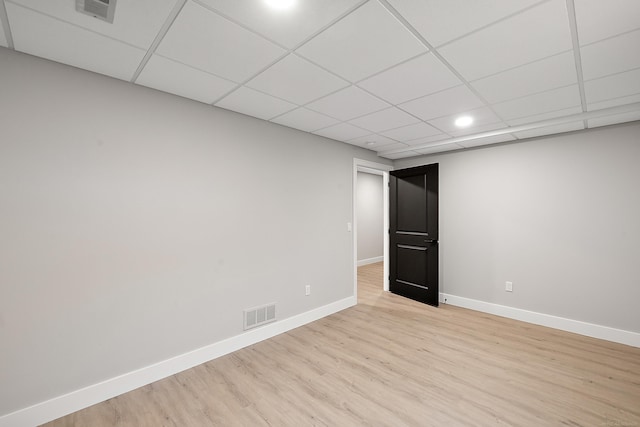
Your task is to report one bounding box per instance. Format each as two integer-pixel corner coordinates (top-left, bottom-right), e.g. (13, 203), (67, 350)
(1, 0), (639, 426)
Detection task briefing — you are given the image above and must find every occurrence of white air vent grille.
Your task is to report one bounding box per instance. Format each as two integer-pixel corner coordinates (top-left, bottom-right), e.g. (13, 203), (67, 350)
(244, 303), (276, 330)
(76, 0), (117, 23)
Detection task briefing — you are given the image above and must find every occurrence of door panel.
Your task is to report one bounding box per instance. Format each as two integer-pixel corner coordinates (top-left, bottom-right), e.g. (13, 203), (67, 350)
(396, 245), (427, 285)
(389, 164), (439, 306)
(397, 175), (427, 233)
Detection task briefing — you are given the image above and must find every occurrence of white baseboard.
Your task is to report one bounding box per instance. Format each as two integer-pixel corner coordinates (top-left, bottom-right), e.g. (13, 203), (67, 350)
(357, 256), (383, 266)
(440, 293), (640, 348)
(0, 296), (357, 427)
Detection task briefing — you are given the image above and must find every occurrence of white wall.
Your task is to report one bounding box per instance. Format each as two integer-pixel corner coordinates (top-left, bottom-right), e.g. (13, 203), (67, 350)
(395, 122), (640, 335)
(0, 48), (390, 418)
(356, 172), (383, 264)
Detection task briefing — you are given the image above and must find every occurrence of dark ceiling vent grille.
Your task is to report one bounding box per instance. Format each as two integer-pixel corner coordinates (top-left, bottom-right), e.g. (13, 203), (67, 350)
(75, 0), (117, 24)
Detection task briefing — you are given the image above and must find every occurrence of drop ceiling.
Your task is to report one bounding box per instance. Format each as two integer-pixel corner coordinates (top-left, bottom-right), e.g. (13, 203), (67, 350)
(1, 0), (639, 159)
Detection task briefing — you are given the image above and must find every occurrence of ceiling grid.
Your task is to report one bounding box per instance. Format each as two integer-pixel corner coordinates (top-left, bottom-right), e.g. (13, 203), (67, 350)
(0, 0), (638, 159)
(130, 0), (188, 83)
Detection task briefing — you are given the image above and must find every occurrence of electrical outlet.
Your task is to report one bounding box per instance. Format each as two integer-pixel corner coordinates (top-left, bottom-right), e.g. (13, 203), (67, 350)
(305, 285), (311, 296)
(505, 281), (513, 292)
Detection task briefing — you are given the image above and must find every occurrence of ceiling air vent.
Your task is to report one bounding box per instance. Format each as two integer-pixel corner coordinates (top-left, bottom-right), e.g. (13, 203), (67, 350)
(76, 0), (117, 24)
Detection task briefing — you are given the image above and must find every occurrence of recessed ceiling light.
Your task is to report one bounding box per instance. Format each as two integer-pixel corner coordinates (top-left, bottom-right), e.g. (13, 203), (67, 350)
(455, 115), (474, 128)
(365, 141), (376, 146)
(264, 0), (296, 10)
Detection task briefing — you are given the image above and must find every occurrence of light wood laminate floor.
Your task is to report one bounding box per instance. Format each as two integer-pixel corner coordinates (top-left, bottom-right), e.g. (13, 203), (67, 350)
(45, 262), (640, 426)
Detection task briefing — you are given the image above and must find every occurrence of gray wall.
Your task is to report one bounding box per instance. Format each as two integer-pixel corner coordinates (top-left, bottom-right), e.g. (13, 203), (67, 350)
(356, 172), (383, 262)
(0, 48), (389, 416)
(395, 122), (640, 334)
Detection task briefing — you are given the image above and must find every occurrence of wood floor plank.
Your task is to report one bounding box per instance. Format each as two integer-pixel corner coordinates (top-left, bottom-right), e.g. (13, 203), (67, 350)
(43, 262), (640, 426)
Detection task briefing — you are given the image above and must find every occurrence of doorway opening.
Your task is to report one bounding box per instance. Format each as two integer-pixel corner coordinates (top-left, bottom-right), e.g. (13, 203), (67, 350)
(353, 159), (393, 301)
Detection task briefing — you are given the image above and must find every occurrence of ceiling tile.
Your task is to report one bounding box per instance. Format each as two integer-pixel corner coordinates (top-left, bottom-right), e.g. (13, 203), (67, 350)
(270, 107), (340, 132)
(587, 111), (640, 129)
(367, 142), (411, 152)
(574, 0), (640, 45)
(313, 123), (370, 141)
(471, 51), (577, 104)
(449, 121), (507, 137)
(9, 0), (176, 49)
(584, 68), (640, 104)
(358, 53), (462, 104)
(6, 3), (145, 81)
(296, 0), (427, 82)
(195, 0), (362, 49)
(348, 107), (419, 133)
(587, 94), (640, 111)
(136, 55), (236, 104)
(457, 134), (516, 148)
(513, 122), (584, 139)
(492, 85), (582, 121)
(399, 85), (484, 121)
(306, 86), (389, 121)
(341, 139), (370, 148)
(507, 106), (583, 126)
(344, 138), (409, 152)
(403, 134), (450, 147)
(386, 0), (539, 47)
(0, 19), (7, 47)
(215, 87), (296, 120)
(415, 143), (465, 155)
(348, 134), (408, 150)
(246, 54), (349, 105)
(427, 107), (503, 134)
(581, 30), (640, 81)
(157, 1), (285, 83)
(438, 0), (572, 81)
(379, 150), (422, 160)
(381, 122), (441, 142)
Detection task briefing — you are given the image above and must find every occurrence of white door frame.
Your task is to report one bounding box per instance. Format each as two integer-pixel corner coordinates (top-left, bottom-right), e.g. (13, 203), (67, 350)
(353, 158), (394, 299)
